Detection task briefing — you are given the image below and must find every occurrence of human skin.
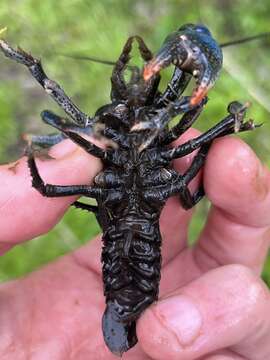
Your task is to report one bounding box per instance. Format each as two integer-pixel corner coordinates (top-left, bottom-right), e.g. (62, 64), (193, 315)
(0, 129), (269, 359)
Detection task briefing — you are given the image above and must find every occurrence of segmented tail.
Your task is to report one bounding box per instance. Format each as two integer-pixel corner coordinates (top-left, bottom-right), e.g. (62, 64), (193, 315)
(101, 221), (162, 355)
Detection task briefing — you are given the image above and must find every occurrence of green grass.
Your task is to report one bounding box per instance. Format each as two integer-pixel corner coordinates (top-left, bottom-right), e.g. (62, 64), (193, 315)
(0, 0), (269, 287)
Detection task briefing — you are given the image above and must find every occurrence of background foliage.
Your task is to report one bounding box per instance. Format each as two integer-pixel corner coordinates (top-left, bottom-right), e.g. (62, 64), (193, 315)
(0, 0), (269, 286)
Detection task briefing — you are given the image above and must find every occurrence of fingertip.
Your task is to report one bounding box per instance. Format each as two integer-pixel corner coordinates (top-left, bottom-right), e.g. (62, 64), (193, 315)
(205, 136), (265, 198)
(138, 264), (270, 360)
(0, 145), (102, 244)
(138, 293), (203, 359)
(204, 136), (269, 220)
(137, 302), (181, 359)
(25, 146), (102, 231)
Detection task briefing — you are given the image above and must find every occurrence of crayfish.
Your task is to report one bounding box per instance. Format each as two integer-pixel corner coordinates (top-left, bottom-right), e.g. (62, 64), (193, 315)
(0, 24), (262, 356)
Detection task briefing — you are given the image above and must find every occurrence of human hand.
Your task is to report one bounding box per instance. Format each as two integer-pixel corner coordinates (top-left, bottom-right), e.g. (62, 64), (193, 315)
(0, 129), (269, 359)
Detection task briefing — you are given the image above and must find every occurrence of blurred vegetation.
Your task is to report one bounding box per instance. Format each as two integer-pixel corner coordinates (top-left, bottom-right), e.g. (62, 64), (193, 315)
(0, 0), (269, 286)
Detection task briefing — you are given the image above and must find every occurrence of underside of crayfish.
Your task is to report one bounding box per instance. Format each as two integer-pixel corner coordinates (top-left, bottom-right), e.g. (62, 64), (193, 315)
(0, 23), (256, 356)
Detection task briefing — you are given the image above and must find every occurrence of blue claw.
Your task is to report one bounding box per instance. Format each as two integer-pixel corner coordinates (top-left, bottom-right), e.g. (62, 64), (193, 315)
(143, 24), (223, 105)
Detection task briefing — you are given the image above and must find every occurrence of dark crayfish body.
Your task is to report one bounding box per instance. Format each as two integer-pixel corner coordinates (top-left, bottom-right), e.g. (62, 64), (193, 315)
(95, 128), (171, 354)
(0, 24), (257, 356)
(98, 145), (164, 353)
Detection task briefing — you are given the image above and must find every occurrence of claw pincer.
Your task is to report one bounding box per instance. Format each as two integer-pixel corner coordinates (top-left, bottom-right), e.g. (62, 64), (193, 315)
(144, 24), (223, 105)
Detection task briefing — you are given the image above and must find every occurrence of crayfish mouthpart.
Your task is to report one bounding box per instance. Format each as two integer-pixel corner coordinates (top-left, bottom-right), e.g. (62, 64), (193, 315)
(131, 121), (152, 131)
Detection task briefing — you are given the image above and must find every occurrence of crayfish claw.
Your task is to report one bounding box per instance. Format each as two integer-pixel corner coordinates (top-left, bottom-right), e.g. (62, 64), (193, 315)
(227, 100), (251, 115)
(227, 101), (252, 132)
(144, 23), (223, 105)
(190, 84), (209, 106)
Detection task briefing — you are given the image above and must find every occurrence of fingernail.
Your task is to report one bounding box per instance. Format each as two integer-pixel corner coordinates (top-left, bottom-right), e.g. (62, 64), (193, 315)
(154, 294), (202, 346)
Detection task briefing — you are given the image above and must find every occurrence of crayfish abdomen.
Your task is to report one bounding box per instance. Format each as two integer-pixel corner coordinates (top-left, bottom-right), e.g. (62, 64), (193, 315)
(101, 216), (162, 355)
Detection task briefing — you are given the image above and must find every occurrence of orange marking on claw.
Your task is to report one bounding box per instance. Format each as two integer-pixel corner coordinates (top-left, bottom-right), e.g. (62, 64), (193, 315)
(190, 86), (208, 106)
(143, 62), (162, 81)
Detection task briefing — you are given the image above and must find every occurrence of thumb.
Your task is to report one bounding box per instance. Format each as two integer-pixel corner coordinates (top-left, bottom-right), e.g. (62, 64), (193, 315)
(137, 264), (270, 360)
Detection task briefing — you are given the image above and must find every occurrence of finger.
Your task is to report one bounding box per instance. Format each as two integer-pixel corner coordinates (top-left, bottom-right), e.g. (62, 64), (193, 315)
(194, 137), (270, 273)
(0, 139), (102, 248)
(138, 264), (270, 360)
(0, 246), (151, 359)
(160, 128), (203, 264)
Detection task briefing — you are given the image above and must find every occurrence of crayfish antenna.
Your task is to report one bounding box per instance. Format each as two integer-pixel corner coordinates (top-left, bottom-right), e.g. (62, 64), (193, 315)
(220, 31), (270, 48)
